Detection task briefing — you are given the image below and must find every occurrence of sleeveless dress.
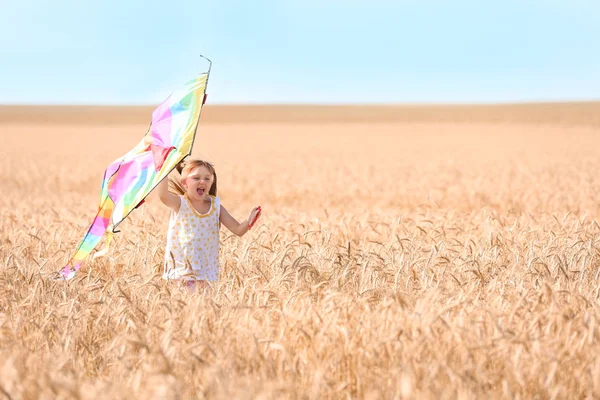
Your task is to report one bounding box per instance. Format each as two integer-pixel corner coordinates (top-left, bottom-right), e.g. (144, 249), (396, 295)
(162, 194), (221, 281)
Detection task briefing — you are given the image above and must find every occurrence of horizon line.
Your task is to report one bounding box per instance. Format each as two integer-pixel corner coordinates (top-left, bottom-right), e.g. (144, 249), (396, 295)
(1, 99), (600, 108)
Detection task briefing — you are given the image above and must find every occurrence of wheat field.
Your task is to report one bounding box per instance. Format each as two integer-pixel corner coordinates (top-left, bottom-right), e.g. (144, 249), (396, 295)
(1, 105), (600, 399)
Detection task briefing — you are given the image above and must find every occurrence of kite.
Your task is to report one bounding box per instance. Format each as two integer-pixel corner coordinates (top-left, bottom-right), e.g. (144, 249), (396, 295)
(57, 57), (212, 280)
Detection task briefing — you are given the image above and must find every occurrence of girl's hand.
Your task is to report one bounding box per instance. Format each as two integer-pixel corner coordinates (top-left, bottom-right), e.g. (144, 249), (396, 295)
(248, 206), (262, 230)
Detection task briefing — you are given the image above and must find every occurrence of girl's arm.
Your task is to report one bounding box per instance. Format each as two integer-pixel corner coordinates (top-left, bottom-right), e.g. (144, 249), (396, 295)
(220, 205), (261, 237)
(157, 177), (180, 212)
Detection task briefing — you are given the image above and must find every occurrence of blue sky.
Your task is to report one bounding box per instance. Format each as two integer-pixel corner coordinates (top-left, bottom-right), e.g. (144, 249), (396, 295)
(1, 0), (599, 105)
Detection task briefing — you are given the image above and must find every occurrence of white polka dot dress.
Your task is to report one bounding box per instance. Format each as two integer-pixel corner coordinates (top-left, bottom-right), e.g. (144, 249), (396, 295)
(162, 194), (221, 282)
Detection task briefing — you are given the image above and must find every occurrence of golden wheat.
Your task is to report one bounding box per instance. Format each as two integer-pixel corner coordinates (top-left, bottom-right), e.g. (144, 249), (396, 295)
(1, 108), (600, 399)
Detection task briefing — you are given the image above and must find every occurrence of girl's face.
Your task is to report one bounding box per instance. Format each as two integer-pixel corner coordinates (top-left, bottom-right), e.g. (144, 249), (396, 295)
(182, 166), (214, 200)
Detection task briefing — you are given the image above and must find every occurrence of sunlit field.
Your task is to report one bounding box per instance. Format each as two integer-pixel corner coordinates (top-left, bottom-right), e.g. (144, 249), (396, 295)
(1, 104), (600, 399)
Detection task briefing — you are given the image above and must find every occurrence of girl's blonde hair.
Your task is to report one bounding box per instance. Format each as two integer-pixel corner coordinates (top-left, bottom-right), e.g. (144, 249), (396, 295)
(168, 158), (217, 196)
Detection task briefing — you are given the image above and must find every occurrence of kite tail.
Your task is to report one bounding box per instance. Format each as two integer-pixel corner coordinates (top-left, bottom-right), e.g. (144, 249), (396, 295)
(59, 201), (114, 279)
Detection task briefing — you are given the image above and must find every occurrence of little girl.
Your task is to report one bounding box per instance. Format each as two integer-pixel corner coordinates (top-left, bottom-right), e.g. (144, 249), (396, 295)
(157, 158), (261, 289)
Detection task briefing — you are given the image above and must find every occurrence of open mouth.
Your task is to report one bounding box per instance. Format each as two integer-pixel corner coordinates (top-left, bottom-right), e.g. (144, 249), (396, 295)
(197, 188), (206, 196)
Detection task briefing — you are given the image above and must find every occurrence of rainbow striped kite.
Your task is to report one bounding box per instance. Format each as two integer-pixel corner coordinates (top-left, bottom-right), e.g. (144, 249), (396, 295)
(58, 61), (211, 280)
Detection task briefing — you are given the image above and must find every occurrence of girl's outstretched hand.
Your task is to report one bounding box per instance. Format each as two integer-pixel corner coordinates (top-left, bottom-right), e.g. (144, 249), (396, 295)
(248, 206), (262, 230)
